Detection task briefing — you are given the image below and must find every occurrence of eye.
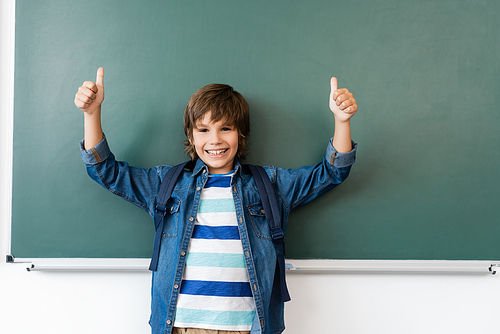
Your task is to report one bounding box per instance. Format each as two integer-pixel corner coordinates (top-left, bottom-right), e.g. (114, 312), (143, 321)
(222, 126), (233, 131)
(197, 128), (208, 133)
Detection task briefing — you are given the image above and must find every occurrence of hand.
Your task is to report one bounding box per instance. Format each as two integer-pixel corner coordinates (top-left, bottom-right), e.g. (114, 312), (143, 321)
(74, 67), (105, 115)
(329, 77), (357, 123)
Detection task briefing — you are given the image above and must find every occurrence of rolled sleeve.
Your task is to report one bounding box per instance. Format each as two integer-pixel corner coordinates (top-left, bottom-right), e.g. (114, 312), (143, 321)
(326, 138), (357, 168)
(79, 134), (111, 165)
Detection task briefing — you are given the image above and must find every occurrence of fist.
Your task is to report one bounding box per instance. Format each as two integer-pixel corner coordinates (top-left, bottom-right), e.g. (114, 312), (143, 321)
(74, 67), (105, 115)
(329, 77), (357, 122)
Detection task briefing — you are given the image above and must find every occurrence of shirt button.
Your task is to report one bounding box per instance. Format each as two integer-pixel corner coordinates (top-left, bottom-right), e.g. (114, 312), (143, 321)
(189, 217), (194, 221)
(174, 284), (179, 289)
(180, 251), (186, 256)
(197, 187), (201, 191)
(167, 320), (171, 325)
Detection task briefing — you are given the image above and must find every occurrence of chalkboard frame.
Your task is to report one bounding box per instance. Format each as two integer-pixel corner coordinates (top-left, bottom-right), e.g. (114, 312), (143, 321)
(10, 0), (500, 262)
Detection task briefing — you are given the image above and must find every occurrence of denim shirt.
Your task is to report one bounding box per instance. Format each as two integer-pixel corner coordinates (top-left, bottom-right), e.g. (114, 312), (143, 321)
(80, 136), (357, 334)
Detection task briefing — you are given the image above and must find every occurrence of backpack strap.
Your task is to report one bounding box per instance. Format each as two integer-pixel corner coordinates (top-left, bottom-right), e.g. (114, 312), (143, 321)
(247, 165), (291, 302)
(149, 161), (190, 271)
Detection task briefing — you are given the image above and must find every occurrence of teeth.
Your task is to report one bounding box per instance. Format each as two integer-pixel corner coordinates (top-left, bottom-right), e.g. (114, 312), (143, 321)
(207, 149), (227, 155)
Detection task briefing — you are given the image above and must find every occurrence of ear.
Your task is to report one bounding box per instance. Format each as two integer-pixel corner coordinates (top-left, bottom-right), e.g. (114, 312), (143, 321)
(186, 132), (193, 144)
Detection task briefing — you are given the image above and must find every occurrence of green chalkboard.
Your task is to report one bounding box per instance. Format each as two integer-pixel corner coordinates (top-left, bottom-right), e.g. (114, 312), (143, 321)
(11, 0), (500, 260)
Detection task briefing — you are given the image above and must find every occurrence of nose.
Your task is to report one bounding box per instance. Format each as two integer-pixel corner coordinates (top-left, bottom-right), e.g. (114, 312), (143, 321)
(208, 131), (222, 145)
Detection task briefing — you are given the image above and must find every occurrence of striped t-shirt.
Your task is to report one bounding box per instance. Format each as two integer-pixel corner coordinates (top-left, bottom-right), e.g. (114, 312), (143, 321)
(173, 172), (255, 331)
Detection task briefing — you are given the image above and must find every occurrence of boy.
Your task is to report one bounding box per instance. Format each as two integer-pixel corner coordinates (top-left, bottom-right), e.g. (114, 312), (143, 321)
(75, 67), (357, 334)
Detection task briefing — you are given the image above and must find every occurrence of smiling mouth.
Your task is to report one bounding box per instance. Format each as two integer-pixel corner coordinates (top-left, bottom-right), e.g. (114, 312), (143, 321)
(206, 149), (228, 156)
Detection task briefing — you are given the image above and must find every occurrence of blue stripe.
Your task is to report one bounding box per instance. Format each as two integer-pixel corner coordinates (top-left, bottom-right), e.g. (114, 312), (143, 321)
(198, 198), (235, 213)
(205, 175), (231, 188)
(192, 225), (240, 240)
(186, 252), (246, 268)
(175, 308), (254, 326)
(180, 280), (253, 297)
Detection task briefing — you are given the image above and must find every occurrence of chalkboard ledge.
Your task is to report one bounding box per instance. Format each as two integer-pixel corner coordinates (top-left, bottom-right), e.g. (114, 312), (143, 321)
(286, 259), (500, 275)
(13, 258), (150, 272)
(8, 258), (500, 274)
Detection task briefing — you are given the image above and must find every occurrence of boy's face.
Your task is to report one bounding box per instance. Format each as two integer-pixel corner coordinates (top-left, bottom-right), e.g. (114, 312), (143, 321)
(191, 112), (239, 174)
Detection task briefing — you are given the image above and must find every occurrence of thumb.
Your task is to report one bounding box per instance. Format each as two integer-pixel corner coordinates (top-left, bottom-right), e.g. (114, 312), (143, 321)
(330, 77), (338, 95)
(96, 67), (104, 87)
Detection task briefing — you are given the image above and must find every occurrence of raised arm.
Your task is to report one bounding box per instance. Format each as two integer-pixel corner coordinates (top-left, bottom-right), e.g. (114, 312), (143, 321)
(329, 77), (357, 152)
(74, 67), (105, 150)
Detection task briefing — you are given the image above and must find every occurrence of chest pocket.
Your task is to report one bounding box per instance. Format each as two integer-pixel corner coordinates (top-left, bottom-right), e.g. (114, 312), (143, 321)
(247, 203), (272, 240)
(162, 200), (180, 237)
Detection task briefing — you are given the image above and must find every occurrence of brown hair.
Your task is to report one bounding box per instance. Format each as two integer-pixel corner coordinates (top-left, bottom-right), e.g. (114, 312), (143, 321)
(183, 84), (250, 160)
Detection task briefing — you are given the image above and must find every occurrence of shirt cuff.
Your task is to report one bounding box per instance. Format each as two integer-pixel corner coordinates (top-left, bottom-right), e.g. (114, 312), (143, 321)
(326, 138), (357, 168)
(79, 134), (111, 165)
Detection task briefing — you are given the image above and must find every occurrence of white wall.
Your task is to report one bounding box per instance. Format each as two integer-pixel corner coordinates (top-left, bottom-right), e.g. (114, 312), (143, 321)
(2, 1), (499, 333)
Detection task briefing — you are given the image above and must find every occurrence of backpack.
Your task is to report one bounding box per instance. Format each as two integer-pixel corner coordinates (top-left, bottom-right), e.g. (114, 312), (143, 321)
(149, 161), (291, 303)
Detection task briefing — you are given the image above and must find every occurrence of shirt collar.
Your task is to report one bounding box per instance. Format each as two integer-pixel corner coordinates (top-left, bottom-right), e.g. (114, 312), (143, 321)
(192, 158), (243, 177)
